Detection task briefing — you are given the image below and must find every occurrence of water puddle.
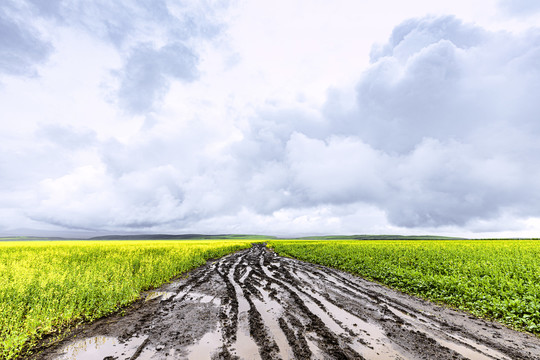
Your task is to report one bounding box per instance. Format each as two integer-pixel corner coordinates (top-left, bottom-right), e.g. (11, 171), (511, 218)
(174, 285), (195, 302)
(184, 291), (215, 303)
(298, 267), (373, 301)
(185, 329), (223, 359)
(239, 266), (252, 283)
(298, 261), (510, 360)
(384, 303), (511, 360)
(56, 335), (148, 360)
(132, 345), (158, 360)
(231, 319), (261, 359)
(229, 255), (261, 359)
(252, 291), (294, 359)
(261, 259), (404, 359)
(445, 332), (512, 359)
(145, 291), (175, 302)
(435, 335), (508, 360)
(305, 333), (326, 359)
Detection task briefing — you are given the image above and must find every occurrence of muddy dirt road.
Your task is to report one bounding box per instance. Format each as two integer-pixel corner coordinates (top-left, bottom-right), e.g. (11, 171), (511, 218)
(36, 244), (540, 359)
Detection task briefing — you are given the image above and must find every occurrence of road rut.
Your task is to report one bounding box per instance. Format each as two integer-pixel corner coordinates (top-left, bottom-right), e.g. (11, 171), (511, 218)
(35, 243), (540, 359)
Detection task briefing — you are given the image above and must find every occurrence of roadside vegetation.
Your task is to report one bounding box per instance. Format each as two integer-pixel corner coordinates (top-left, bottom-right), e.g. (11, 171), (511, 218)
(269, 239), (540, 335)
(0, 239), (254, 359)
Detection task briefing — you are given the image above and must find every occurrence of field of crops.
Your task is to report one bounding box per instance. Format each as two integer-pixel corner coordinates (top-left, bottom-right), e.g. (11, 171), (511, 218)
(0, 240), (254, 359)
(4, 238), (540, 359)
(269, 239), (540, 335)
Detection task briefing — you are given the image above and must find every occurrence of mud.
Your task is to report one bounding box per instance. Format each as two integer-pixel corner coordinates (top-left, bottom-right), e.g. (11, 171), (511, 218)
(33, 244), (540, 359)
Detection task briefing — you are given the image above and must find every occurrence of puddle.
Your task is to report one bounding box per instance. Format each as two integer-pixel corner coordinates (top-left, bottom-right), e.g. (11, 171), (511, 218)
(129, 344), (165, 360)
(261, 260), (404, 360)
(305, 333), (326, 359)
(232, 322), (261, 360)
(239, 266), (252, 283)
(298, 267), (372, 300)
(145, 291), (175, 301)
(56, 335), (148, 360)
(229, 256), (261, 359)
(185, 292), (215, 303)
(252, 293), (294, 359)
(434, 335), (509, 360)
(265, 249), (514, 360)
(172, 288), (217, 304)
(385, 303), (512, 360)
(445, 332), (512, 360)
(185, 329), (223, 359)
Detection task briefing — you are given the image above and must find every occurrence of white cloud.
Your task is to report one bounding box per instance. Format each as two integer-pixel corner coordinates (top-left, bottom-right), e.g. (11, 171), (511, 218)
(2, 1), (540, 238)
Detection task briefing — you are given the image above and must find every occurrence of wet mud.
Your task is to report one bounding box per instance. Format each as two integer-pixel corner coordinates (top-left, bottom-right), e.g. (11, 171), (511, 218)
(34, 244), (540, 359)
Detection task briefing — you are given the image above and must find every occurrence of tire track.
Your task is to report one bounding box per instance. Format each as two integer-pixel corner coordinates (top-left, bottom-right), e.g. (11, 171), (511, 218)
(283, 256), (512, 359)
(37, 243), (540, 360)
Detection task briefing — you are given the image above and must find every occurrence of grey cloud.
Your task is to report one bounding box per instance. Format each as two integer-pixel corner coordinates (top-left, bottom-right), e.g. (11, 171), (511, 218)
(356, 40), (468, 153)
(26, 0), (63, 20)
(36, 124), (97, 149)
(26, 1), (182, 47)
(58, 1), (222, 47)
(0, 2), (52, 76)
(52, 1), (223, 115)
(100, 122), (206, 178)
(90, 0), (224, 114)
(232, 16), (540, 230)
(27, 215), (100, 232)
(236, 105), (328, 164)
(348, 17), (540, 154)
(117, 42), (198, 113)
(28, 165), (189, 231)
(30, 162), (240, 231)
(498, 0), (540, 16)
(285, 133), (387, 205)
(337, 17), (540, 227)
(8, 0), (224, 113)
(0, 138), (90, 200)
(384, 139), (526, 227)
(42, 118), (244, 231)
(370, 16), (486, 63)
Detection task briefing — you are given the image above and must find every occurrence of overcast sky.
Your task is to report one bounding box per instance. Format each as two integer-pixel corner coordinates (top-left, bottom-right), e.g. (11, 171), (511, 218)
(1, 0), (540, 238)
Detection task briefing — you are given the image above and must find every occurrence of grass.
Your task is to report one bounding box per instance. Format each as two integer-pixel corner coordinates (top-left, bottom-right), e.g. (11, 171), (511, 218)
(268, 239), (540, 335)
(0, 239), (255, 359)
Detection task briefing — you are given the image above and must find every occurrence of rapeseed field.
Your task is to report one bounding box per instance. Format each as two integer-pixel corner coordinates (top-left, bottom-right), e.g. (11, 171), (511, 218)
(0, 240), (253, 359)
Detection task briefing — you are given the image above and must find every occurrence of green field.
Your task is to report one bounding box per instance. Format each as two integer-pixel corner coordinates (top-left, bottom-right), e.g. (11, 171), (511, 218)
(0, 239), (254, 359)
(268, 239), (540, 335)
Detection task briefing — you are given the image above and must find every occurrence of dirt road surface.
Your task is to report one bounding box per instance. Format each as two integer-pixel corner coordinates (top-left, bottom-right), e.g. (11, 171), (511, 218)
(35, 244), (540, 359)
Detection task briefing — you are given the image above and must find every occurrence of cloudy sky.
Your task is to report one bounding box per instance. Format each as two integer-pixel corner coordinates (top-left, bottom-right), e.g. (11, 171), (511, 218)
(1, 0), (540, 238)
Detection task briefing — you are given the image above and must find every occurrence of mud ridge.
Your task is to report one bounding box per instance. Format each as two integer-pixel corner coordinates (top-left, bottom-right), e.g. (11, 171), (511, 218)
(34, 243), (540, 360)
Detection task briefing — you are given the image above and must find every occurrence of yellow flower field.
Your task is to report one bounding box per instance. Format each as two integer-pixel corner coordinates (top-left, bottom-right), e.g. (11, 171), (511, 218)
(0, 240), (253, 359)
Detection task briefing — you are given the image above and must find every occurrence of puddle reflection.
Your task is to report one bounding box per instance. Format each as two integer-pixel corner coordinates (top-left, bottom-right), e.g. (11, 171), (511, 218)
(56, 335), (148, 360)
